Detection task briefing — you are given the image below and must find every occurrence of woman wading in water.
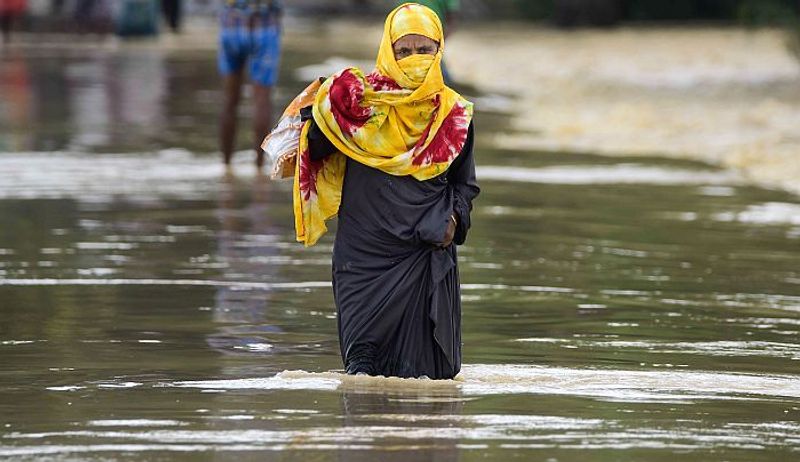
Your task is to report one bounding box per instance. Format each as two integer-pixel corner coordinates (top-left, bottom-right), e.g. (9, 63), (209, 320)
(292, 3), (479, 379)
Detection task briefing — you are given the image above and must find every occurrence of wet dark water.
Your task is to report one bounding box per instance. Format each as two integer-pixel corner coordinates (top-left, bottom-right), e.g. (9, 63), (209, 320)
(1, 41), (800, 461)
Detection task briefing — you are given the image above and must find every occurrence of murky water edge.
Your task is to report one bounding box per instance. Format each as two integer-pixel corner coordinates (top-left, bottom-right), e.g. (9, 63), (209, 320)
(1, 37), (800, 461)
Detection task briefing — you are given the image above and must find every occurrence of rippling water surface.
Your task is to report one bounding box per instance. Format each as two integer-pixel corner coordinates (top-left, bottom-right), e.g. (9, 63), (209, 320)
(1, 37), (800, 461)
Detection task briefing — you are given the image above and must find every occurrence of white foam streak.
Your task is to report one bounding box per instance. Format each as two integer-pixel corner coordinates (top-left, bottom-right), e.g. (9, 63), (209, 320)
(515, 339), (800, 360)
(171, 376), (340, 392)
(476, 165), (740, 186)
(4, 418), (800, 455)
(98, 382), (142, 389)
(87, 420), (185, 427)
(0, 278), (331, 290)
(161, 364), (800, 403)
(0, 151), (234, 201)
(0, 444), (280, 456)
(460, 365), (800, 402)
(713, 202), (800, 226)
(461, 283), (574, 293)
(0, 279), (587, 296)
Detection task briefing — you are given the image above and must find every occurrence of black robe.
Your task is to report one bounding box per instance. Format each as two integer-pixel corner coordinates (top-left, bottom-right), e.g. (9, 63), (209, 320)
(307, 119), (479, 379)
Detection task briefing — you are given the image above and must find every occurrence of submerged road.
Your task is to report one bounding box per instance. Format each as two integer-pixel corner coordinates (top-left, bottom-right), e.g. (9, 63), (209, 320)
(1, 40), (800, 461)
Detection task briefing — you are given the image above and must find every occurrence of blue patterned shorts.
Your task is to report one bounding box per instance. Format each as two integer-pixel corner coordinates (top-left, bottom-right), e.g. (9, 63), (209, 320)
(218, 7), (282, 86)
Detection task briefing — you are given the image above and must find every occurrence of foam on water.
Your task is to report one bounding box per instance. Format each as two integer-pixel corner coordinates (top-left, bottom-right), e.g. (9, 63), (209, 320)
(1, 340), (37, 345)
(476, 165), (740, 185)
(0, 153), (746, 205)
(600, 288), (800, 313)
(514, 339), (800, 360)
(460, 365), (800, 402)
(0, 279), (580, 297)
(3, 416), (799, 455)
(0, 151), (247, 202)
(0, 444), (274, 457)
(461, 283), (575, 293)
(698, 185), (737, 197)
(87, 420), (186, 427)
(713, 202), (800, 226)
(0, 278), (331, 290)
(97, 382), (142, 389)
(170, 375), (340, 392)
(45, 386), (85, 392)
(163, 365), (800, 404)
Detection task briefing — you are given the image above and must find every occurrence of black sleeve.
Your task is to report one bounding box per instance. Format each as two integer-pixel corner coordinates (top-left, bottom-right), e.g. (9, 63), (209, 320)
(447, 122), (480, 245)
(302, 106), (337, 161)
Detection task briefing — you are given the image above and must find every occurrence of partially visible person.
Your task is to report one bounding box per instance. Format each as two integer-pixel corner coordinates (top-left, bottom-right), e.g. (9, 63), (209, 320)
(292, 3), (479, 379)
(218, 0), (282, 168)
(161, 0), (182, 33)
(116, 0), (159, 37)
(0, 0), (27, 43)
(73, 0), (112, 35)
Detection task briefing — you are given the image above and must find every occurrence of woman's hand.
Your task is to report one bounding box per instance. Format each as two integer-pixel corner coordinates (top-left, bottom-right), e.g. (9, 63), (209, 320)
(440, 214), (457, 247)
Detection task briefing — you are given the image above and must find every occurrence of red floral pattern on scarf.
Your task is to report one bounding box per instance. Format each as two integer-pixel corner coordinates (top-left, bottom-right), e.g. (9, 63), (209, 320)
(366, 71), (403, 91)
(299, 147), (324, 201)
(329, 70), (372, 136)
(412, 102), (469, 166)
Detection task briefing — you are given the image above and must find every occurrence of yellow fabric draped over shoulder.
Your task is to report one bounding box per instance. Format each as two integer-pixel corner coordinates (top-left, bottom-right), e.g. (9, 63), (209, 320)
(293, 2), (474, 246)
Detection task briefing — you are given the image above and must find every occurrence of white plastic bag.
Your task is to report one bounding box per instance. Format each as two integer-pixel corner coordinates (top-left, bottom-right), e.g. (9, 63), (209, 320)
(260, 79), (324, 179)
(262, 114), (303, 179)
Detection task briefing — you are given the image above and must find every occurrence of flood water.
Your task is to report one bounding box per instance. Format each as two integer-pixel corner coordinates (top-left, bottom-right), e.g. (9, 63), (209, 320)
(2, 37), (800, 461)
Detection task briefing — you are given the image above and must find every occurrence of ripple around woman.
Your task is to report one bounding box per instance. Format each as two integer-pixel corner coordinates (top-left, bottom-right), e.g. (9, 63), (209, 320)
(292, 3), (479, 379)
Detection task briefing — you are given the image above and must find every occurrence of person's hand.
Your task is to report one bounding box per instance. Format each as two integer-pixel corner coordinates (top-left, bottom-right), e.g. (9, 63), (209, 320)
(299, 105), (313, 121)
(440, 214), (457, 247)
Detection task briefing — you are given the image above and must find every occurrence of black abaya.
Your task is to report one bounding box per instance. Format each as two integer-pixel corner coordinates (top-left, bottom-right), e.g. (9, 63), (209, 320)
(307, 120), (479, 379)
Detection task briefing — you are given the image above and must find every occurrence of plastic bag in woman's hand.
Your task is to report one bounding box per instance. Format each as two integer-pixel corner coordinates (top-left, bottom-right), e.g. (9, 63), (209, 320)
(261, 79), (323, 179)
(261, 114), (303, 179)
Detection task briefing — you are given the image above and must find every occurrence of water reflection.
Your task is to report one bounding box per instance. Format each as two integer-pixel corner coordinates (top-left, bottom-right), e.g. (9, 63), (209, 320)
(64, 55), (109, 148)
(207, 173), (283, 357)
(108, 51), (166, 144)
(66, 51), (166, 151)
(338, 389), (462, 461)
(0, 51), (32, 151)
(0, 46), (185, 153)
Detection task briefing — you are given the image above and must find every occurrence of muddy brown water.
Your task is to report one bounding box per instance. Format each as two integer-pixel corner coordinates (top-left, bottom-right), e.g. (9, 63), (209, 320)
(1, 40), (800, 461)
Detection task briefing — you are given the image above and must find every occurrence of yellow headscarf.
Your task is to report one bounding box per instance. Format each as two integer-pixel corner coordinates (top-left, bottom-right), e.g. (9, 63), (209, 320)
(293, 2), (474, 246)
(379, 3), (444, 91)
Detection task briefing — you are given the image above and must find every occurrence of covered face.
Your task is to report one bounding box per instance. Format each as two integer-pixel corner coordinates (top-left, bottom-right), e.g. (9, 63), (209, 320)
(376, 3), (445, 90)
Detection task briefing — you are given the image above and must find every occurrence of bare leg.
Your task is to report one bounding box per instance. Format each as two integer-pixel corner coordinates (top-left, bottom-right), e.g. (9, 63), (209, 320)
(252, 83), (273, 168)
(219, 71), (243, 165)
